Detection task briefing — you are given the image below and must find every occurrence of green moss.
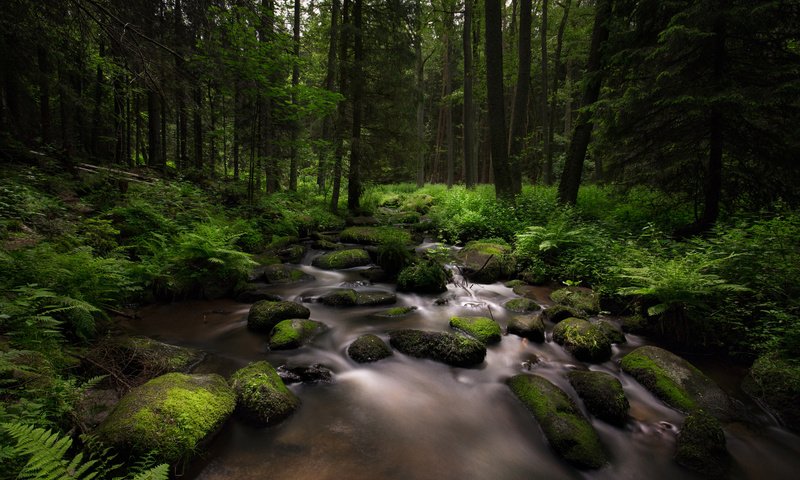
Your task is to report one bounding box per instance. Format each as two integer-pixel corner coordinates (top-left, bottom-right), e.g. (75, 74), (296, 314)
(348, 334), (393, 363)
(620, 347), (697, 413)
(389, 329), (486, 367)
(378, 306), (418, 317)
(504, 279), (527, 288)
(320, 288), (359, 306)
(397, 261), (449, 293)
(595, 320), (626, 344)
(97, 373), (235, 463)
(552, 318), (612, 363)
(567, 370), (629, 426)
(743, 353), (800, 433)
(339, 226), (411, 245)
(355, 290), (397, 306)
(503, 298), (541, 313)
(457, 240), (514, 284)
(550, 288), (600, 315)
(230, 361), (299, 426)
(449, 316), (502, 344)
(507, 374), (607, 469)
(675, 410), (729, 477)
(507, 315), (545, 342)
(268, 319), (326, 350)
(263, 264), (312, 284)
(247, 300), (310, 333)
(121, 336), (203, 373)
(542, 304), (585, 323)
(312, 248), (372, 269)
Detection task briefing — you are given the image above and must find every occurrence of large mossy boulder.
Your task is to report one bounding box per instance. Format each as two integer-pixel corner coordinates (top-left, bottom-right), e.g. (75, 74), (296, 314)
(542, 305), (585, 323)
(236, 285), (283, 303)
(268, 319), (327, 350)
(742, 353), (800, 433)
(620, 346), (731, 418)
(507, 374), (607, 469)
(503, 298), (541, 313)
(111, 336), (203, 376)
(550, 288), (600, 315)
(456, 240), (514, 284)
(389, 329), (486, 367)
(97, 373), (235, 463)
(567, 370), (629, 426)
(595, 320), (626, 344)
(396, 261), (449, 294)
(552, 318), (612, 363)
(319, 288), (397, 307)
(312, 248), (372, 269)
(348, 334), (393, 363)
(229, 361), (299, 426)
(449, 316), (502, 345)
(247, 300), (310, 333)
(262, 264), (314, 284)
(507, 315), (545, 342)
(339, 226), (411, 245)
(675, 410), (730, 478)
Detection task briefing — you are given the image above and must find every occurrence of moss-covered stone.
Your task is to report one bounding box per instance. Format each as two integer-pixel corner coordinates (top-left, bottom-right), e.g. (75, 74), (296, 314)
(229, 361), (299, 426)
(376, 306), (418, 317)
(504, 279), (527, 288)
(503, 298), (541, 313)
(396, 261), (449, 293)
(339, 226), (411, 245)
(675, 410), (730, 478)
(313, 239), (343, 250)
(268, 319), (327, 350)
(114, 336), (204, 376)
(507, 315), (545, 342)
(236, 285), (283, 303)
(97, 373), (235, 463)
(621, 314), (649, 334)
(456, 240), (514, 284)
(319, 288), (397, 307)
(312, 248), (372, 269)
(742, 353), (800, 433)
(507, 374), (608, 469)
(595, 320), (626, 344)
(348, 334), (393, 363)
(567, 370), (629, 426)
(449, 316), (502, 345)
(277, 244), (306, 263)
(552, 318), (612, 363)
(247, 300), (310, 333)
(355, 290), (397, 306)
(389, 329), (486, 367)
(542, 304), (585, 323)
(262, 264), (314, 284)
(550, 288), (600, 315)
(320, 288), (359, 306)
(620, 346), (731, 417)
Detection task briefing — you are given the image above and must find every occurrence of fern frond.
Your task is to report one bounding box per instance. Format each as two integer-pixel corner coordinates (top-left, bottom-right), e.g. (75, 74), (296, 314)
(130, 464), (169, 480)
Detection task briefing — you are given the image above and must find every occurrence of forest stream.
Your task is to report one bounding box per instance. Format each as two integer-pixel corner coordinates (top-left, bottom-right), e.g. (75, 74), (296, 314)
(123, 241), (800, 480)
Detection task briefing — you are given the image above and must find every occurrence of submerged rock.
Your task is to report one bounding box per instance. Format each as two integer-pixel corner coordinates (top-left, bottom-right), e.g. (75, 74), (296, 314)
(268, 319), (327, 350)
(389, 329), (486, 367)
(348, 334), (393, 363)
(277, 364), (334, 384)
(675, 410), (730, 478)
(507, 315), (545, 342)
(262, 264), (314, 284)
(567, 370), (629, 426)
(375, 305), (418, 318)
(97, 373), (235, 463)
(455, 240), (514, 284)
(620, 346), (731, 418)
(552, 318), (612, 363)
(503, 298), (541, 313)
(541, 304), (585, 323)
(312, 248), (372, 269)
(247, 300), (310, 333)
(449, 316), (502, 345)
(507, 374), (607, 469)
(396, 261), (449, 294)
(230, 361), (299, 427)
(550, 288), (600, 315)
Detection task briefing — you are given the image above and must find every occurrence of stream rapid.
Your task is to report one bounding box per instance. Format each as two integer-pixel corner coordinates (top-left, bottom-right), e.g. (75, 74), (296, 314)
(125, 243), (800, 480)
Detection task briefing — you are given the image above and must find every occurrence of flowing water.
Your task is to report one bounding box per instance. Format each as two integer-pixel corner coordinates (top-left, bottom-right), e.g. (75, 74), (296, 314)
(125, 244), (800, 480)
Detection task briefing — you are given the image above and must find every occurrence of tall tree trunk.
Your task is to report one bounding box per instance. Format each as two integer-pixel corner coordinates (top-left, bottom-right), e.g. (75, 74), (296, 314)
(160, 97), (167, 166)
(134, 93), (142, 165)
(547, 0), (570, 185)
(442, 1), (455, 187)
(263, 0), (279, 193)
(148, 91), (161, 169)
(113, 73), (124, 163)
(557, 0), (612, 204)
(208, 84), (217, 177)
(539, 0), (551, 185)
(485, 0), (514, 200)
(347, 0), (363, 212)
(125, 80), (132, 166)
(233, 82), (240, 181)
(193, 86), (203, 171)
(463, 0), (475, 188)
(320, 0), (340, 191)
(289, 0), (301, 191)
(508, 0), (531, 195)
(37, 47), (52, 145)
(91, 43), (104, 156)
(331, 0), (350, 212)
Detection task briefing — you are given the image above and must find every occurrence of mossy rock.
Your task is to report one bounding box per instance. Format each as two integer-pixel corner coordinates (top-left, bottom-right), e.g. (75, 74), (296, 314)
(620, 346), (731, 418)
(550, 288), (600, 315)
(594, 320), (626, 344)
(277, 364), (334, 384)
(320, 288), (359, 306)
(621, 314), (649, 334)
(504, 280), (527, 288)
(348, 334), (393, 363)
(229, 361), (299, 427)
(320, 288), (397, 307)
(263, 264), (314, 284)
(312, 248), (372, 269)
(236, 285), (283, 303)
(376, 306), (418, 318)
(742, 353), (800, 433)
(97, 373), (235, 463)
(313, 239), (343, 250)
(456, 240), (514, 284)
(552, 318), (612, 363)
(542, 305), (585, 323)
(503, 298), (541, 313)
(511, 283), (543, 299)
(396, 261), (449, 294)
(507, 315), (545, 342)
(449, 316), (502, 345)
(389, 329), (486, 367)
(675, 410), (730, 478)
(277, 244), (306, 263)
(268, 319), (327, 350)
(339, 226), (411, 245)
(114, 336), (204, 376)
(567, 370), (629, 426)
(247, 300), (310, 333)
(507, 374), (607, 469)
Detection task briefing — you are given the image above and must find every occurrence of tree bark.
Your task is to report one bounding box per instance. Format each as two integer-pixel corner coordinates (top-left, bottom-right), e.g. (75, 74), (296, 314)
(347, 0), (363, 212)
(442, 1), (455, 187)
(539, 0), (550, 185)
(547, 0), (570, 185)
(463, 0), (475, 188)
(289, 0), (301, 191)
(508, 0), (531, 195)
(331, 0), (351, 212)
(319, 0), (340, 191)
(37, 47), (52, 145)
(148, 91), (161, 169)
(193, 86), (203, 171)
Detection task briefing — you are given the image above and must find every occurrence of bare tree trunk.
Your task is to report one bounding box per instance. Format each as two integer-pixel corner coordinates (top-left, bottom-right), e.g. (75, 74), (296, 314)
(463, 0), (476, 188)
(442, 1), (455, 187)
(539, 0), (551, 185)
(485, 0), (514, 200)
(37, 47), (52, 145)
(347, 0), (363, 212)
(91, 42), (104, 156)
(331, 0), (350, 212)
(547, 0), (571, 185)
(508, 0), (531, 195)
(320, 0), (340, 191)
(147, 91), (161, 169)
(289, 0), (301, 191)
